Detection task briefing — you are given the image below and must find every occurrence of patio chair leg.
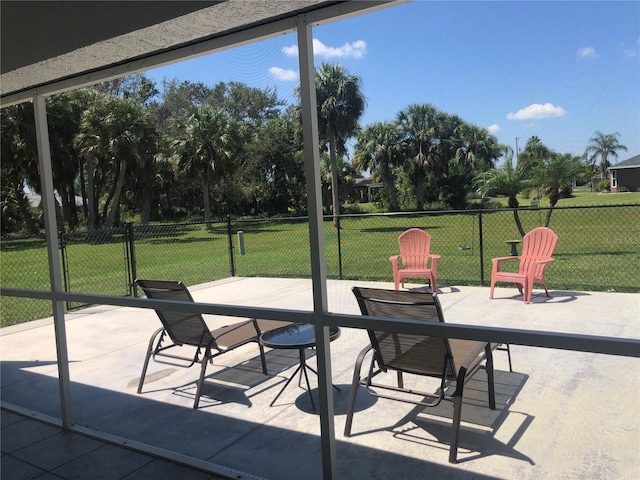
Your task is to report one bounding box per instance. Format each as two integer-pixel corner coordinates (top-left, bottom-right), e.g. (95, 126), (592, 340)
(344, 345), (371, 437)
(138, 328), (163, 394)
(193, 355), (210, 409)
(485, 345), (496, 410)
(449, 390), (463, 464)
(504, 344), (513, 372)
(258, 343), (268, 375)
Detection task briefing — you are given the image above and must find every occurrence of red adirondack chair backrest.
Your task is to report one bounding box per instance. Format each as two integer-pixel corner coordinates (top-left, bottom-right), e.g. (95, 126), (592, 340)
(518, 227), (558, 277)
(399, 228), (432, 269)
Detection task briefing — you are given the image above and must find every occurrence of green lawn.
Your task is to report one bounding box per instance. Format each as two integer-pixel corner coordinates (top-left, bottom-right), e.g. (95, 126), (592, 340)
(485, 187), (640, 208)
(2, 198), (639, 327)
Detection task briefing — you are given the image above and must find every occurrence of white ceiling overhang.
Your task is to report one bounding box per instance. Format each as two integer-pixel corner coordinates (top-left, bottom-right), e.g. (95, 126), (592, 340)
(1, 0), (399, 106)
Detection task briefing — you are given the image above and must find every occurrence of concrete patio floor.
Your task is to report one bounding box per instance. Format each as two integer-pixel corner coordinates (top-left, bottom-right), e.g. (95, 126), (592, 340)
(1, 277), (639, 479)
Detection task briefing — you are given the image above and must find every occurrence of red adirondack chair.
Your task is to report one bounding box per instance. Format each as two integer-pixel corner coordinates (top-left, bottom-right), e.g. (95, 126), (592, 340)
(490, 227), (558, 304)
(390, 228), (441, 292)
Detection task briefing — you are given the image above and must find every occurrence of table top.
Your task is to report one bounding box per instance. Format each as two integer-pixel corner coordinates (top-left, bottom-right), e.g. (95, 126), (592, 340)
(259, 323), (341, 349)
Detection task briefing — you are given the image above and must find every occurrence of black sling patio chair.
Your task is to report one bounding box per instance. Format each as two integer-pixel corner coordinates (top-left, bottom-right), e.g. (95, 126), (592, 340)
(345, 287), (500, 463)
(136, 279), (289, 409)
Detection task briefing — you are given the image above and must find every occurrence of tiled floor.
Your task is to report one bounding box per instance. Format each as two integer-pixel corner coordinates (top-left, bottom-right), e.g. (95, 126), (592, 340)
(1, 409), (227, 480)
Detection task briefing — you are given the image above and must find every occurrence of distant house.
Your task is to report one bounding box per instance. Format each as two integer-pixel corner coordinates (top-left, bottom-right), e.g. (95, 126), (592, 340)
(608, 155), (640, 193)
(353, 177), (383, 203)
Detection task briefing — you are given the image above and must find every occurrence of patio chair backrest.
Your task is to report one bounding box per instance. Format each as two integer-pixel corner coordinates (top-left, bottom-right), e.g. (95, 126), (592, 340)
(398, 228), (433, 269)
(519, 227), (558, 277)
(136, 279), (214, 347)
(352, 287), (458, 378)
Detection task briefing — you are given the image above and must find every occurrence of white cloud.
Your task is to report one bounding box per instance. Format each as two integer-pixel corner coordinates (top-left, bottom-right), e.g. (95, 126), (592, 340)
(576, 46), (596, 58)
(282, 44), (299, 57)
(507, 103), (566, 121)
(487, 124), (500, 134)
(620, 39), (639, 58)
(282, 39), (367, 59)
(313, 39), (367, 59)
(269, 67), (298, 81)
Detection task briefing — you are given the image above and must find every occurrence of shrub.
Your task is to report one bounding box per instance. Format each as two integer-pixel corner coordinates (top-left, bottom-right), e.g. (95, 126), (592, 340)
(560, 184), (573, 198)
(595, 179), (610, 192)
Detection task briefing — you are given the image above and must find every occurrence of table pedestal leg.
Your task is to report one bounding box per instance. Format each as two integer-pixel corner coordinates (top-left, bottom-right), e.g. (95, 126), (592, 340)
(269, 348), (340, 411)
(298, 348), (315, 411)
(305, 364), (341, 392)
(269, 360), (304, 408)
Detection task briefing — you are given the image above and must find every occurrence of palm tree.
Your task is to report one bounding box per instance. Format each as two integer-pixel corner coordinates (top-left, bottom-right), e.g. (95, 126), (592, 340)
(536, 152), (584, 226)
(76, 92), (156, 228)
(353, 122), (403, 211)
(315, 63), (365, 227)
(319, 153), (358, 213)
(0, 103), (40, 234)
(454, 123), (501, 171)
(475, 149), (534, 237)
(172, 105), (239, 223)
(47, 90), (94, 231)
(584, 131), (627, 179)
(397, 104), (442, 210)
(442, 121), (501, 209)
(518, 136), (551, 170)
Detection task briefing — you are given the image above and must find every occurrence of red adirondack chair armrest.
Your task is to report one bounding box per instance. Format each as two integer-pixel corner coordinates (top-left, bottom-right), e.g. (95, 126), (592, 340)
(389, 255), (401, 273)
(429, 254), (441, 275)
(492, 256), (518, 267)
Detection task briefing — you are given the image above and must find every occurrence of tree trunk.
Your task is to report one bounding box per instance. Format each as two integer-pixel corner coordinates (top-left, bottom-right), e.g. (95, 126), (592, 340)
(508, 196), (526, 237)
(545, 207), (554, 227)
(381, 164), (399, 211)
(202, 175), (212, 224)
(60, 180), (78, 231)
(86, 157), (96, 231)
(414, 170), (426, 211)
(545, 189), (559, 227)
(140, 186), (152, 226)
(105, 157), (127, 228)
(513, 210), (526, 237)
(329, 134), (340, 229)
(79, 157), (89, 227)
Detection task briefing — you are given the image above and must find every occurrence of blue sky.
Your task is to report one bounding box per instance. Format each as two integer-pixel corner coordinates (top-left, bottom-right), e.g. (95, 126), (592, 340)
(146, 1), (640, 162)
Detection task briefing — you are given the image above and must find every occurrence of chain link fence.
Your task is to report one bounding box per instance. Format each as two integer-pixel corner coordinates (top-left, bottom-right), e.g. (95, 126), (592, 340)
(2, 204), (638, 326)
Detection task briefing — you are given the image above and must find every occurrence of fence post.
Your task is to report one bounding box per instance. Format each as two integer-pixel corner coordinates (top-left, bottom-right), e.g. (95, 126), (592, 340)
(478, 210), (485, 286)
(227, 215), (235, 277)
(59, 230), (71, 309)
(337, 214), (343, 280)
(126, 223), (138, 297)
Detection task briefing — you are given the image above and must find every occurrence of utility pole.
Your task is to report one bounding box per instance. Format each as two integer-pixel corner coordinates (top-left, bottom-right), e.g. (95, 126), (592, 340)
(515, 137), (519, 164)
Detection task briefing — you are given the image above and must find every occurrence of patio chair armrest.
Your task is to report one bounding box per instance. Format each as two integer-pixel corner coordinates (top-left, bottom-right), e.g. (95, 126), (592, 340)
(389, 255), (401, 273)
(492, 256), (518, 267)
(532, 258), (555, 266)
(210, 318), (261, 344)
(459, 341), (490, 372)
(453, 341), (491, 398)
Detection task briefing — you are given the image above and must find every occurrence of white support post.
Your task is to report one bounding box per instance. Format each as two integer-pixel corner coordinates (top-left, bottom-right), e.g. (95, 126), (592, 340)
(296, 16), (337, 480)
(33, 94), (74, 427)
